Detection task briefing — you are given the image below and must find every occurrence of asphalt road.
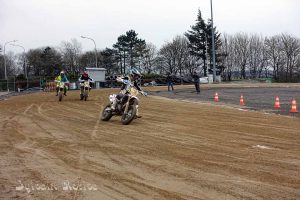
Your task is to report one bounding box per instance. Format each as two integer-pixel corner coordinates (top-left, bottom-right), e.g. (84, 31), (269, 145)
(149, 84), (300, 117)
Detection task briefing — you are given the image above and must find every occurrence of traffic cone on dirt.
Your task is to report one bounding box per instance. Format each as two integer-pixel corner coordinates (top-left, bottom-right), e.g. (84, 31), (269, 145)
(274, 96), (281, 109)
(214, 92), (219, 102)
(240, 95), (245, 106)
(289, 98), (298, 113)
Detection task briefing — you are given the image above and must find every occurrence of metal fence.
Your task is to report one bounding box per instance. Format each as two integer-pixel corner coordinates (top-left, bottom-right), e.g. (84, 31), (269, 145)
(0, 77), (42, 92)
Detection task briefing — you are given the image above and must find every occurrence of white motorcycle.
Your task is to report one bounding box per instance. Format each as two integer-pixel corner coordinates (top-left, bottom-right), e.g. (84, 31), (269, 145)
(55, 81), (68, 101)
(80, 80), (93, 101)
(101, 88), (147, 125)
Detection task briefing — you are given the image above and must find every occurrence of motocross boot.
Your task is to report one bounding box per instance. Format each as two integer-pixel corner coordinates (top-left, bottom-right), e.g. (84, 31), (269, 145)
(135, 105), (142, 118)
(64, 87), (67, 96)
(111, 99), (117, 110)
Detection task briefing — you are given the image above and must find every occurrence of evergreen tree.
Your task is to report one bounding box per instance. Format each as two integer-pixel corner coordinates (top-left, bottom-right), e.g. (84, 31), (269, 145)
(42, 47), (62, 76)
(185, 10), (208, 76)
(113, 30), (146, 73)
(113, 34), (128, 74)
(100, 48), (119, 75)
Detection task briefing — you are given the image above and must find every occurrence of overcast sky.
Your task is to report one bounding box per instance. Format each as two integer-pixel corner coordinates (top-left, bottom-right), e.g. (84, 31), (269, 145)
(1, 0), (300, 53)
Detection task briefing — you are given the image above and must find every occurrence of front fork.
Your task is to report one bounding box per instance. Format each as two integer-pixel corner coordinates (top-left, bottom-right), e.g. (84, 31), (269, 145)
(81, 86), (89, 95)
(123, 97), (131, 114)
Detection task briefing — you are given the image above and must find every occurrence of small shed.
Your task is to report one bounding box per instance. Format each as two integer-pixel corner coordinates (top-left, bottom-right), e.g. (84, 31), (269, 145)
(86, 68), (106, 88)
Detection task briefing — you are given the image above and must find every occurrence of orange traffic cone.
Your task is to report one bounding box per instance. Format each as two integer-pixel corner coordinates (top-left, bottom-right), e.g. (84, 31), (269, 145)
(274, 96), (281, 109)
(214, 92), (219, 102)
(289, 98), (298, 113)
(240, 95), (245, 106)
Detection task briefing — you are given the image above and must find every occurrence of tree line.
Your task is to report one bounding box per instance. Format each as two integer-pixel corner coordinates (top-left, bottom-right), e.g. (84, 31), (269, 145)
(1, 9), (300, 82)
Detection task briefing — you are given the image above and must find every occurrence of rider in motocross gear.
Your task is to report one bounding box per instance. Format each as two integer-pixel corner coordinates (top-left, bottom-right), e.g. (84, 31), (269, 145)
(112, 68), (147, 118)
(78, 71), (94, 91)
(55, 71), (69, 96)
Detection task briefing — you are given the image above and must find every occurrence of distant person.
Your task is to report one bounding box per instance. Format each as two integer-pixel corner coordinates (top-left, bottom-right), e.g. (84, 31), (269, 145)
(192, 71), (200, 94)
(111, 75), (116, 88)
(106, 76), (111, 88)
(166, 73), (174, 91)
(41, 78), (46, 91)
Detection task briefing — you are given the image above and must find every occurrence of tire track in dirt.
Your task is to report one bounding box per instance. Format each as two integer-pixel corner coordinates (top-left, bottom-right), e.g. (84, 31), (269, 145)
(1, 89), (300, 199)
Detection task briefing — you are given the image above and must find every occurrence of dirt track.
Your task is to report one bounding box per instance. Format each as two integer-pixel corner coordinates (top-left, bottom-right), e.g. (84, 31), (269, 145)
(0, 86), (300, 199)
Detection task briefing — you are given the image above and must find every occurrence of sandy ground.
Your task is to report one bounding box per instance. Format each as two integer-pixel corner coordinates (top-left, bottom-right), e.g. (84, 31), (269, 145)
(0, 86), (300, 200)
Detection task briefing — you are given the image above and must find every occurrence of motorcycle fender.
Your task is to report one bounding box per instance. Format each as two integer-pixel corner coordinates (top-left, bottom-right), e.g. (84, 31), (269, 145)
(109, 94), (116, 103)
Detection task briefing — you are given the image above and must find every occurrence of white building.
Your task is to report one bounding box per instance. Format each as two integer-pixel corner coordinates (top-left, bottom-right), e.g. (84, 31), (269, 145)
(86, 68), (106, 88)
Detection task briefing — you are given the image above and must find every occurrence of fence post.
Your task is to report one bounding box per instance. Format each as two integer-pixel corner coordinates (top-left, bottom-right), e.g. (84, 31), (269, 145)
(6, 79), (9, 92)
(14, 76), (16, 92)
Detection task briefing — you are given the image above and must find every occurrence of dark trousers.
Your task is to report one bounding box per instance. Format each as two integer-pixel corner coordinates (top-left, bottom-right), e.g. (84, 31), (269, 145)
(167, 82), (174, 91)
(194, 82), (200, 93)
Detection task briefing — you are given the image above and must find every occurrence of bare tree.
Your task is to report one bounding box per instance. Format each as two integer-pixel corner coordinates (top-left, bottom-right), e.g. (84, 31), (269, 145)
(140, 43), (158, 74)
(248, 34), (264, 78)
(0, 51), (18, 78)
(280, 34), (300, 82)
(233, 33), (250, 79)
(14, 53), (26, 76)
(60, 38), (82, 74)
(265, 35), (284, 81)
(220, 33), (234, 81)
(183, 54), (201, 76)
(159, 36), (189, 76)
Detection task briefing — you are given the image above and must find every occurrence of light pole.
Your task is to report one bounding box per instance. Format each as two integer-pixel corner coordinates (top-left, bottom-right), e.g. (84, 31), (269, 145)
(210, 0), (217, 82)
(3, 40), (17, 91)
(10, 44), (28, 89)
(80, 36), (98, 68)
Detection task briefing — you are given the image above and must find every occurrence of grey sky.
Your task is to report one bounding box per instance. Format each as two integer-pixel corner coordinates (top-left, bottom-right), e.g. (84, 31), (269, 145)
(1, 0), (300, 53)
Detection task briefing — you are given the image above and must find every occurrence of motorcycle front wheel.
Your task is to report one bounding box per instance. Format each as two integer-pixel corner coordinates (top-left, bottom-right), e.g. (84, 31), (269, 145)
(121, 105), (136, 125)
(84, 88), (89, 101)
(101, 104), (113, 121)
(58, 92), (63, 101)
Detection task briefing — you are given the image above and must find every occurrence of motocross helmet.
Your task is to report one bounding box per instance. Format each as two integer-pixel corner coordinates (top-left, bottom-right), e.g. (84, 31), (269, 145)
(129, 68), (141, 80)
(82, 71), (88, 77)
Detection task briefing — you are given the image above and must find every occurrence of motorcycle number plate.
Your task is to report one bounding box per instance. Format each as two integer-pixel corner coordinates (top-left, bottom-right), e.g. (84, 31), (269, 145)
(109, 94), (116, 102)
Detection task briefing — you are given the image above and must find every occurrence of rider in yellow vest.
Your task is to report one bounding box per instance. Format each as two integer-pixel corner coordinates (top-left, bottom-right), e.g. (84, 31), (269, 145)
(55, 71), (69, 96)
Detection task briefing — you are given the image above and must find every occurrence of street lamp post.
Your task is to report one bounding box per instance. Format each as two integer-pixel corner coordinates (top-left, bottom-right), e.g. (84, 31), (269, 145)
(80, 36), (98, 68)
(10, 44), (28, 89)
(3, 40), (17, 91)
(210, 0), (217, 82)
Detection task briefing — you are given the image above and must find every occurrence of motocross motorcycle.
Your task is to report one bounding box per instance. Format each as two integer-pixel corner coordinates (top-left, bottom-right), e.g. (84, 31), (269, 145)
(56, 81), (67, 101)
(80, 80), (91, 101)
(101, 88), (146, 125)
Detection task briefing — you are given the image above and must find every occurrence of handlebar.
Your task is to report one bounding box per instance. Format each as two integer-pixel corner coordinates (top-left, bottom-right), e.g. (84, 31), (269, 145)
(79, 80), (94, 83)
(140, 91), (148, 96)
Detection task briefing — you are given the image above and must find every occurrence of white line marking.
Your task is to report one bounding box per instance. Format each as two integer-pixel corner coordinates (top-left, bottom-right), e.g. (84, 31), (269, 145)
(253, 145), (272, 149)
